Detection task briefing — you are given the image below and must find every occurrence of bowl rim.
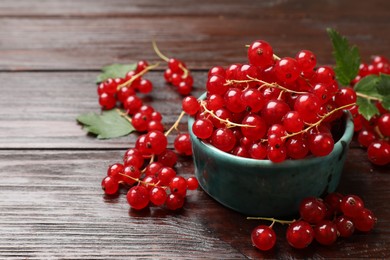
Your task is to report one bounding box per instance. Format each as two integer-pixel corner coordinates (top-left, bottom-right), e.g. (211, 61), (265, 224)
(188, 93), (354, 168)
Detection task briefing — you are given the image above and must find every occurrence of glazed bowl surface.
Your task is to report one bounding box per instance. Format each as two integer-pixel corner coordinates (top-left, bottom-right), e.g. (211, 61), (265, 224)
(188, 98), (354, 217)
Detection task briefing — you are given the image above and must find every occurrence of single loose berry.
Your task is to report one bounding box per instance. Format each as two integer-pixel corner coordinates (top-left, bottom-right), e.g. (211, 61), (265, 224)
(286, 221), (314, 249)
(127, 186), (150, 210)
(251, 225), (276, 251)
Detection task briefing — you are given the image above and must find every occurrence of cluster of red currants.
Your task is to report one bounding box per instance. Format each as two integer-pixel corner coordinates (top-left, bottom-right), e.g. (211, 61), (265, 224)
(153, 41), (194, 95)
(251, 193), (376, 251)
(183, 40), (356, 163)
(101, 146), (199, 210)
(97, 60), (154, 111)
(351, 56), (390, 166)
(98, 52), (198, 210)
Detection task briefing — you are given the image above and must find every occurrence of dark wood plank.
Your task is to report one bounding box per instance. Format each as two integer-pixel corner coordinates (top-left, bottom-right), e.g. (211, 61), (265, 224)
(0, 149), (388, 259)
(0, 0), (389, 70)
(0, 71), (205, 149)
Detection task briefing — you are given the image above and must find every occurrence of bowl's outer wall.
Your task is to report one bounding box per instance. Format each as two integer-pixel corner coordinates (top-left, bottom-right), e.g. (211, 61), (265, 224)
(189, 111), (354, 217)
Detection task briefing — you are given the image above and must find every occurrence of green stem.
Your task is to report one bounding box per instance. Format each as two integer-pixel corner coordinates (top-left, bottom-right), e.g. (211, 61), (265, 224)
(152, 40), (170, 62)
(356, 92), (382, 102)
(247, 216), (295, 225)
(117, 63), (159, 90)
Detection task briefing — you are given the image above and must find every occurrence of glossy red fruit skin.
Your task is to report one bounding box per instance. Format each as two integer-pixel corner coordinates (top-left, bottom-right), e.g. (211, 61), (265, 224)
(127, 186), (150, 210)
(299, 197), (327, 224)
(261, 99), (290, 125)
(101, 176), (119, 195)
(247, 40), (274, 70)
(251, 225), (276, 251)
(211, 128), (236, 152)
(313, 220), (338, 246)
(352, 208), (376, 232)
(286, 221), (314, 249)
(274, 57), (300, 83)
(241, 114), (267, 141)
(378, 113), (390, 137)
(340, 195), (365, 218)
(367, 141), (390, 166)
(335, 215), (355, 238)
(165, 193), (185, 210)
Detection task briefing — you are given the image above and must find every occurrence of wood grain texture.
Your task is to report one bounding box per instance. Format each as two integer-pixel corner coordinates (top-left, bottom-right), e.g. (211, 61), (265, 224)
(0, 0), (389, 70)
(0, 71), (205, 149)
(0, 150), (389, 259)
(1, 0), (390, 258)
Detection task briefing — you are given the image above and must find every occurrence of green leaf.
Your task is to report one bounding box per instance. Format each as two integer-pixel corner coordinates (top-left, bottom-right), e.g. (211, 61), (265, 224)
(376, 73), (390, 96)
(356, 96), (379, 120)
(96, 63), (137, 83)
(354, 75), (382, 99)
(76, 110), (134, 139)
(327, 28), (361, 86)
(382, 96), (390, 111)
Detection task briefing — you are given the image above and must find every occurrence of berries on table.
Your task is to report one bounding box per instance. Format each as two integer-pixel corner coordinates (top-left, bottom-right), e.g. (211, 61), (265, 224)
(249, 193), (376, 251)
(251, 225), (277, 251)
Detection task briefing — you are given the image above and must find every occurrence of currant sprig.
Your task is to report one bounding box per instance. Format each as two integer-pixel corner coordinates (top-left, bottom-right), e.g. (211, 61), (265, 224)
(152, 40), (194, 95)
(248, 193), (376, 251)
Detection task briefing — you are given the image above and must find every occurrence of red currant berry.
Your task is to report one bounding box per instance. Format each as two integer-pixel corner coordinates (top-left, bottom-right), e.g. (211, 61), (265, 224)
(208, 66), (226, 78)
(367, 140), (390, 166)
(124, 95), (143, 115)
(127, 186), (150, 210)
(352, 208), (376, 232)
(267, 144), (287, 163)
(335, 87), (357, 107)
(261, 99), (290, 125)
(294, 93), (320, 123)
(145, 130), (168, 155)
(192, 118), (214, 139)
(241, 88), (265, 113)
(224, 88), (245, 113)
(378, 113), (390, 137)
(135, 60), (149, 73)
(99, 93), (116, 110)
(137, 79), (153, 94)
(101, 176), (119, 195)
(285, 135), (309, 159)
(282, 111), (304, 133)
(182, 96), (200, 115)
(211, 128), (236, 152)
(313, 220), (338, 246)
(157, 166), (177, 186)
(274, 57), (300, 83)
(122, 165), (141, 185)
(241, 114), (267, 141)
(308, 133), (334, 157)
(186, 177), (199, 190)
(107, 163), (124, 179)
(149, 186), (167, 206)
(357, 130), (376, 148)
(169, 176), (188, 197)
(295, 50), (316, 72)
(335, 215), (355, 238)
(299, 197), (327, 224)
(340, 195), (365, 218)
(165, 193), (185, 210)
(324, 192), (344, 216)
(157, 149), (178, 167)
(144, 162), (163, 177)
(247, 40), (274, 69)
(286, 221), (314, 249)
(251, 225), (276, 251)
(174, 133), (192, 156)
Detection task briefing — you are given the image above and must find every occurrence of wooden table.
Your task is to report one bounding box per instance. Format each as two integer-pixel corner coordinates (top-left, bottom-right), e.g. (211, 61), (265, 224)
(1, 0), (389, 258)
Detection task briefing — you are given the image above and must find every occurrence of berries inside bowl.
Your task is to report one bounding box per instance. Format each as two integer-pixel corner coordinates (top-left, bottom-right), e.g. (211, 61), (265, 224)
(188, 99), (353, 216)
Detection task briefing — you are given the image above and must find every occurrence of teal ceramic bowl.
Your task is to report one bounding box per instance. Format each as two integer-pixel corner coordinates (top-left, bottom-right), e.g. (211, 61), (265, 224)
(188, 98), (354, 217)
